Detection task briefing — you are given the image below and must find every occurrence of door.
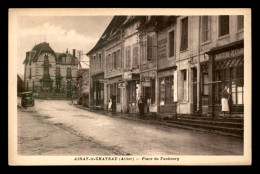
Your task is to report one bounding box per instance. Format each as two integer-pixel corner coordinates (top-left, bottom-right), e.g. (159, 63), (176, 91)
(192, 68), (197, 113)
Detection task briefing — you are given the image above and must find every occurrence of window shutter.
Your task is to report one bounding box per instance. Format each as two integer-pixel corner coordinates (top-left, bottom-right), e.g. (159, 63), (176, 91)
(186, 69), (189, 101)
(174, 71), (178, 102)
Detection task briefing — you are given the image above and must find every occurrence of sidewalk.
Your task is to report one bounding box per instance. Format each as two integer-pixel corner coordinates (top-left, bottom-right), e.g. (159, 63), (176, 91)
(71, 103), (243, 138)
(71, 104), (168, 127)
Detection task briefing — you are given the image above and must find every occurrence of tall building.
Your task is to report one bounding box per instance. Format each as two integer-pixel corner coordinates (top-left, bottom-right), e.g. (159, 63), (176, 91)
(87, 15), (244, 118)
(23, 42), (79, 99)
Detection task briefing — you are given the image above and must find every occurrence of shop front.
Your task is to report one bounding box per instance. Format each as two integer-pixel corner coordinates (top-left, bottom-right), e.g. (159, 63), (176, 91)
(91, 73), (104, 109)
(107, 75), (123, 113)
(123, 72), (140, 114)
(157, 67), (177, 114)
(206, 40), (244, 117)
(140, 70), (157, 114)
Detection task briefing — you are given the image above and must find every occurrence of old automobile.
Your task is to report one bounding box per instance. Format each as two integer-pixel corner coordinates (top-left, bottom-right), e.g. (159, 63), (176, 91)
(21, 92), (34, 107)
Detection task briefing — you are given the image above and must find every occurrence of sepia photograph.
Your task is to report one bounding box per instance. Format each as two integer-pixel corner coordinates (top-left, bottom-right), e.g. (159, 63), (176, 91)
(8, 8), (251, 165)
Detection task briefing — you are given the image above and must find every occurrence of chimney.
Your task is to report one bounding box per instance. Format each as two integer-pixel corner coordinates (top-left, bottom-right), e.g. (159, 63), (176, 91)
(73, 49), (76, 59)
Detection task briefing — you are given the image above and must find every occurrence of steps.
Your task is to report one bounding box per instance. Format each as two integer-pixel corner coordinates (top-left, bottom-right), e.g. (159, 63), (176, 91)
(165, 116), (244, 138)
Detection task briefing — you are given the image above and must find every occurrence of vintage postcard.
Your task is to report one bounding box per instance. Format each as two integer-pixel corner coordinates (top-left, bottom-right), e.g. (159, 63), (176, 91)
(8, 8), (251, 165)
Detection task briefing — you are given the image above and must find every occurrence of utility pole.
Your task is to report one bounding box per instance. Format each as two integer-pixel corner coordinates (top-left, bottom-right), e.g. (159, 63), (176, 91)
(77, 50), (90, 68)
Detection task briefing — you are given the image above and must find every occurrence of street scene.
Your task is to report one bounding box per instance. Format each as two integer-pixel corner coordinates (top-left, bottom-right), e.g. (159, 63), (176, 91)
(18, 99), (243, 155)
(14, 13), (247, 158)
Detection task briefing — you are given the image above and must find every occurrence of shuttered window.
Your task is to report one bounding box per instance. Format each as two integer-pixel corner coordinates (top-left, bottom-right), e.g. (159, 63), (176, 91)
(132, 44), (139, 68)
(125, 46), (131, 69)
(169, 30), (175, 57)
(180, 17), (188, 51)
(147, 33), (156, 61)
(202, 16), (210, 42)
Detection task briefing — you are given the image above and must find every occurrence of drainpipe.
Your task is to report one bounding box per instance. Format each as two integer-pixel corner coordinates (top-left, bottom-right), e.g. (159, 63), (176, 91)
(198, 16), (202, 115)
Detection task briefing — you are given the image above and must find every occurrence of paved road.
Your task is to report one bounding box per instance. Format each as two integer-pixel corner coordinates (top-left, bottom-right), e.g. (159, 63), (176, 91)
(18, 99), (243, 155)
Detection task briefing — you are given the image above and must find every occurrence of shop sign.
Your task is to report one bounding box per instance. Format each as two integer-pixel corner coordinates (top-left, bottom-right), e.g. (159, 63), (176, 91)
(215, 48), (243, 61)
(98, 79), (107, 83)
(142, 81), (151, 87)
(123, 72), (132, 80)
(158, 38), (167, 59)
(143, 77), (150, 82)
(118, 82), (126, 88)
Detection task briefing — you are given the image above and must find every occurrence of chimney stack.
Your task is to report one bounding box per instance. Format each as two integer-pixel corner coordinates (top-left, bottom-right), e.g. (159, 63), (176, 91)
(73, 49), (76, 59)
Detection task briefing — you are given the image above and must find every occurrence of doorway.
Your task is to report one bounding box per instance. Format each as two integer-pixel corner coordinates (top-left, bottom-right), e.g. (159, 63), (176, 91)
(192, 68), (198, 113)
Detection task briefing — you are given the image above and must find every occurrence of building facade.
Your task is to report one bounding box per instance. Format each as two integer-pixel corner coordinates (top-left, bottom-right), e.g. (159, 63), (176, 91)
(23, 42), (79, 99)
(76, 68), (90, 107)
(87, 15), (244, 118)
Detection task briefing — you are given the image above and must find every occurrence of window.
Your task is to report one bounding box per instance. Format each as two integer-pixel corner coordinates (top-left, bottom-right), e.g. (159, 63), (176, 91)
(140, 38), (147, 65)
(147, 34), (156, 61)
(159, 76), (174, 105)
(99, 53), (102, 69)
(116, 50), (121, 68)
(202, 73), (209, 95)
(214, 66), (244, 105)
(151, 78), (155, 104)
(56, 67), (61, 77)
(129, 82), (136, 102)
(66, 67), (72, 79)
(231, 66), (244, 105)
(112, 52), (116, 69)
(117, 83), (121, 103)
(180, 17), (188, 51)
(237, 15), (244, 31)
(202, 16), (210, 42)
(43, 54), (50, 77)
(219, 15), (229, 37)
(181, 70), (187, 100)
(142, 78), (155, 104)
(125, 46), (131, 69)
(169, 30), (175, 57)
(107, 54), (112, 71)
(132, 44), (139, 68)
(29, 67), (32, 79)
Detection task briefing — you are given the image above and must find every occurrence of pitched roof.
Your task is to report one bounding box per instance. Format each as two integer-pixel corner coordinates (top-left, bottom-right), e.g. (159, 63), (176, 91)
(23, 42), (56, 64)
(86, 16), (127, 56)
(31, 42), (56, 62)
(56, 52), (80, 65)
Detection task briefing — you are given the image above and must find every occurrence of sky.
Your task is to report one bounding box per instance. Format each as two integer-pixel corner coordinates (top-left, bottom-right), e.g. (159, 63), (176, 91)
(17, 16), (113, 79)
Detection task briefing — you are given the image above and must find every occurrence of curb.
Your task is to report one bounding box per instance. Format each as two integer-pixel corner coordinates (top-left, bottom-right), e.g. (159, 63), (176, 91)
(73, 104), (243, 139)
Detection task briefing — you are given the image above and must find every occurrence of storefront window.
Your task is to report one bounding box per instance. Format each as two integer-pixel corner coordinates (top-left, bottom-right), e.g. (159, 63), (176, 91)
(117, 83), (121, 103)
(151, 79), (155, 104)
(159, 76), (174, 105)
(231, 66), (244, 105)
(129, 82), (136, 102)
(142, 78), (155, 104)
(214, 65), (244, 105)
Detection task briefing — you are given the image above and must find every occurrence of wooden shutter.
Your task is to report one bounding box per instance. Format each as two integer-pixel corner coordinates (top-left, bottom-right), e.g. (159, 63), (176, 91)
(174, 70), (178, 102)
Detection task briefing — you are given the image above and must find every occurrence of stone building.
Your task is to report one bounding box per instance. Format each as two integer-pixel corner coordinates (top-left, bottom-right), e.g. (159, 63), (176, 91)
(200, 15), (244, 117)
(87, 15), (244, 118)
(23, 42), (79, 99)
(76, 68), (90, 107)
(87, 16), (127, 110)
